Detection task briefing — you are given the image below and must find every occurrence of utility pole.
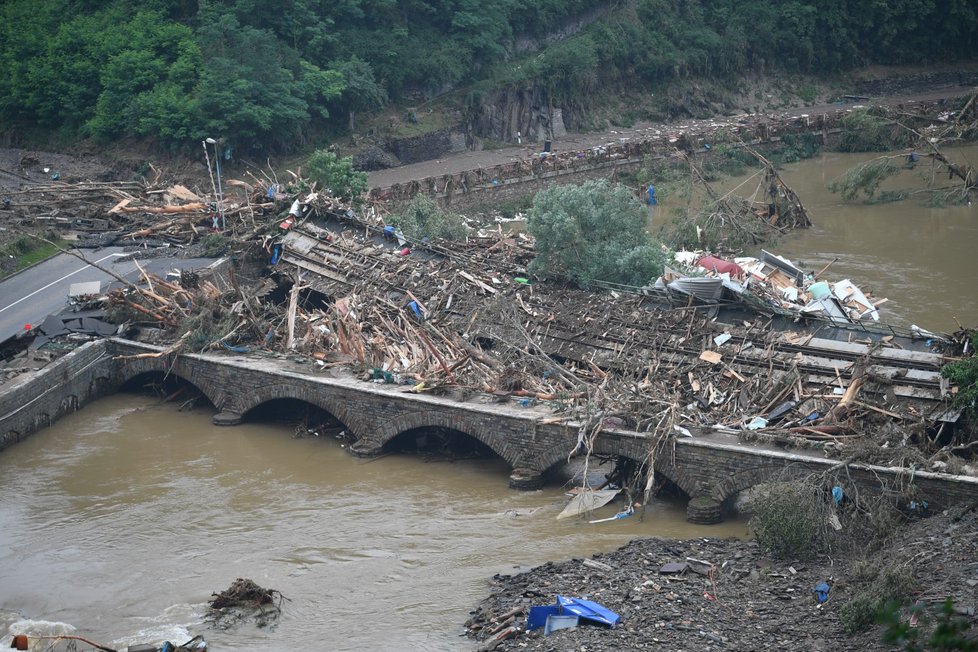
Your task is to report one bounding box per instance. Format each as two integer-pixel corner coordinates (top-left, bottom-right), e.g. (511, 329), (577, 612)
(204, 137), (225, 231)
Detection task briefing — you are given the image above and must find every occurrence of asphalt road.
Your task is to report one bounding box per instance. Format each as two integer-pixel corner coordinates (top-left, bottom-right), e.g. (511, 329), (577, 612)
(0, 248), (216, 345)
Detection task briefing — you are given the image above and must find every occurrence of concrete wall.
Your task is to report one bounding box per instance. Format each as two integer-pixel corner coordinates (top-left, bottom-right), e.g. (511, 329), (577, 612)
(0, 340), (114, 451)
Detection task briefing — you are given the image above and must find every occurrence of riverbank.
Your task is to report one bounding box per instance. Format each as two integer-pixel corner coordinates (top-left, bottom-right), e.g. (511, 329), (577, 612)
(466, 503), (978, 651)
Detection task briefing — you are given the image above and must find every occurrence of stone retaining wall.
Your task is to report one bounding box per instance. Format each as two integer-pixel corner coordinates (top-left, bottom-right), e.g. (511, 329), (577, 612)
(0, 340), (114, 451)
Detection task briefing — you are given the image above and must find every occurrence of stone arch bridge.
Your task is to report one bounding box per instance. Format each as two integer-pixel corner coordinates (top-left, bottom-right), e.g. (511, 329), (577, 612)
(2, 339), (976, 523)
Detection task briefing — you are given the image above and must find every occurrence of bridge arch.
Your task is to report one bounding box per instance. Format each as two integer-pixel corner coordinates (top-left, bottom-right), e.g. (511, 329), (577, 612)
(535, 439), (700, 498)
(370, 411), (519, 468)
(711, 465), (807, 506)
(117, 369), (218, 409)
(236, 384), (362, 440)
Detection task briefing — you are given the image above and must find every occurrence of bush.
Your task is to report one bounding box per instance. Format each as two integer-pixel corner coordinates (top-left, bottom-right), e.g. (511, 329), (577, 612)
(942, 332), (978, 419)
(839, 561), (919, 633)
(306, 149), (368, 204)
(393, 195), (469, 241)
(526, 179), (668, 288)
(200, 233), (228, 257)
(748, 480), (832, 560)
(837, 109), (911, 152)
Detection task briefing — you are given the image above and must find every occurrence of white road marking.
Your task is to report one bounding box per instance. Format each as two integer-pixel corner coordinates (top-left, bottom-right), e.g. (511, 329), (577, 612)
(0, 252), (126, 314)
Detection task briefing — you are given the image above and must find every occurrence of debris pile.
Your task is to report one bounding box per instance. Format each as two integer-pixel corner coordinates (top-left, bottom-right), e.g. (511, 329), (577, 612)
(464, 501), (978, 652)
(670, 145), (813, 251)
(67, 183), (958, 470)
(667, 249), (888, 325)
(207, 578), (286, 630)
(3, 156), (971, 472)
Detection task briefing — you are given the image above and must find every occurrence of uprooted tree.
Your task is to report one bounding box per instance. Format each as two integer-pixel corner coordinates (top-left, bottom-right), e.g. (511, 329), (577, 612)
(666, 145), (812, 251)
(829, 95), (978, 205)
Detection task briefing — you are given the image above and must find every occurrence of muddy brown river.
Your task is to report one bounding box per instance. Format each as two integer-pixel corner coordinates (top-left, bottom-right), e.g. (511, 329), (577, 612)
(740, 144), (978, 333)
(0, 395), (747, 651)
(1, 146), (975, 650)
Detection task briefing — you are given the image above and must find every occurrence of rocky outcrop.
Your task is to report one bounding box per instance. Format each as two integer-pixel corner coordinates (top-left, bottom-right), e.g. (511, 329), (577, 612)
(468, 85), (567, 144)
(352, 145), (400, 171)
(387, 128), (468, 165)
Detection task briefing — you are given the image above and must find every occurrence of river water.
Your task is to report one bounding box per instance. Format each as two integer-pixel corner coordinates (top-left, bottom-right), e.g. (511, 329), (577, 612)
(749, 144), (978, 333)
(2, 145), (975, 650)
(0, 395), (747, 651)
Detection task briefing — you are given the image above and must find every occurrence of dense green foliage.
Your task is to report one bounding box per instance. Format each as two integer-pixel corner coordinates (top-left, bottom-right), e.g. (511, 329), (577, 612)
(941, 333), (978, 419)
(881, 599), (978, 651)
(837, 109), (912, 153)
(305, 150), (368, 203)
(392, 196), (469, 242)
(2, 0), (976, 152)
(526, 179), (667, 288)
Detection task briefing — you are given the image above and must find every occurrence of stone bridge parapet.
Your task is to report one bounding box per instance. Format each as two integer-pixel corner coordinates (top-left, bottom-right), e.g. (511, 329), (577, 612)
(3, 339), (978, 523)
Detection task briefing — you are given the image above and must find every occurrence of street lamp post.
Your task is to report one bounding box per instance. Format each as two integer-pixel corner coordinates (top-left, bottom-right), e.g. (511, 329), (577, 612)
(204, 137), (225, 231)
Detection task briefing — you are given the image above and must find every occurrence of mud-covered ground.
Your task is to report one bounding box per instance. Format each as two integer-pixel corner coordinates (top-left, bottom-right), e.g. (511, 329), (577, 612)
(466, 506), (978, 651)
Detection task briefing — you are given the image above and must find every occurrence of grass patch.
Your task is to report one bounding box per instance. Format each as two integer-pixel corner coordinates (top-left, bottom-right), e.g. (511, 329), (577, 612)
(0, 235), (66, 280)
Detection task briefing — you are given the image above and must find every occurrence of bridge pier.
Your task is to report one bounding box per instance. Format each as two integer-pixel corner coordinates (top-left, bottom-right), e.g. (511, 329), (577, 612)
(508, 468), (544, 491)
(686, 496), (724, 524)
(348, 439), (385, 458)
(212, 411), (242, 426)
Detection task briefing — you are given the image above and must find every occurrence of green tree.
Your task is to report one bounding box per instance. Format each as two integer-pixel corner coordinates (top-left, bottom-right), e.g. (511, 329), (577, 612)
(306, 149), (368, 203)
(87, 11), (202, 142)
(393, 196), (468, 241)
(330, 56), (386, 131)
(526, 179), (667, 288)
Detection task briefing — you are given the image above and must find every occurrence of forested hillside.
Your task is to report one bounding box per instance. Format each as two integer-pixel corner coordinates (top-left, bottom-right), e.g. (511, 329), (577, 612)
(1, 0), (975, 154)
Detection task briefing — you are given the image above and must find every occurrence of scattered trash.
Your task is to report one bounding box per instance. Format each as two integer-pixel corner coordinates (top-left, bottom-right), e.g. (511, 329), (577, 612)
(746, 416), (768, 430)
(557, 489), (620, 520)
(713, 332), (732, 346)
(589, 504), (635, 524)
(207, 578), (286, 630)
(813, 580), (832, 604)
(556, 596), (620, 627)
(831, 486), (844, 505)
(544, 614), (579, 635)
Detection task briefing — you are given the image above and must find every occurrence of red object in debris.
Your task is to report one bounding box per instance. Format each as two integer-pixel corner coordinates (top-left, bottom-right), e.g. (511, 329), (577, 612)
(399, 247), (411, 256)
(278, 216), (296, 230)
(23, 323), (32, 331)
(697, 255), (743, 278)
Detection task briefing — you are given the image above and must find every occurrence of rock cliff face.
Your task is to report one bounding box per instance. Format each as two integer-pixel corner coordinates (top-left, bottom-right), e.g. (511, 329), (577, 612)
(387, 129), (468, 165)
(467, 86), (567, 144)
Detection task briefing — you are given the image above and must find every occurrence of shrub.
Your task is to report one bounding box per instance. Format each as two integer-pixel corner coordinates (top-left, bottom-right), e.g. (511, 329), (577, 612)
(837, 109), (911, 152)
(941, 332), (978, 419)
(748, 480), (832, 560)
(393, 195), (469, 241)
(839, 561), (919, 633)
(526, 179), (668, 288)
(306, 149), (368, 204)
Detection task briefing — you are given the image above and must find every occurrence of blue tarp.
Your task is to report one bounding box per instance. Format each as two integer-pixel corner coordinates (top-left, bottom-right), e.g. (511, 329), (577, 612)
(814, 581), (831, 604)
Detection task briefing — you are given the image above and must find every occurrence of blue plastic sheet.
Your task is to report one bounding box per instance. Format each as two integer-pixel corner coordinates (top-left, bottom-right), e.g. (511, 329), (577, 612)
(814, 581), (831, 603)
(527, 605), (559, 631)
(529, 597), (620, 632)
(556, 596), (620, 627)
